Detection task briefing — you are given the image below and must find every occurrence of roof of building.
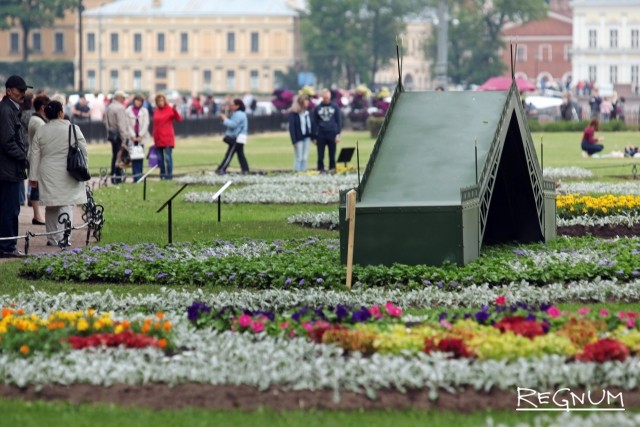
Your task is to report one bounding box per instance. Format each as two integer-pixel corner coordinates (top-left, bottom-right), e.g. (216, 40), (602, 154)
(571, 0), (640, 7)
(84, 0), (303, 17)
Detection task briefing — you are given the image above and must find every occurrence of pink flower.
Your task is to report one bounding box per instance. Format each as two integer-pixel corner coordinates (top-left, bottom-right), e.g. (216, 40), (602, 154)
(279, 321), (290, 330)
(439, 319), (453, 329)
(546, 306), (561, 318)
(237, 314), (252, 328)
(250, 320), (265, 333)
(495, 295), (506, 306)
(627, 318), (636, 328)
(314, 320), (330, 329)
(384, 301), (403, 317)
(600, 309), (609, 317)
(578, 307), (590, 316)
(302, 322), (313, 333)
(369, 305), (382, 319)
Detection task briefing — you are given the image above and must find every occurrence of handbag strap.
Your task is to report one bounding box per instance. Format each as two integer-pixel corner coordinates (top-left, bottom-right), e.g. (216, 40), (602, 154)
(68, 124), (79, 148)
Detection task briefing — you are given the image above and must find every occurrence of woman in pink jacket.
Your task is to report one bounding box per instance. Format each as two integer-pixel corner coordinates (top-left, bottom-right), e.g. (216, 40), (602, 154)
(152, 93), (182, 180)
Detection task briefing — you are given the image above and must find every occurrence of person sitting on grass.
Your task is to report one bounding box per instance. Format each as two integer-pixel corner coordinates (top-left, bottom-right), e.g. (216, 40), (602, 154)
(581, 117), (604, 157)
(625, 144), (639, 157)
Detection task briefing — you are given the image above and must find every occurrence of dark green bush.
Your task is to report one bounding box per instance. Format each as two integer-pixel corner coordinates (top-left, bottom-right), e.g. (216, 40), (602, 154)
(0, 61), (74, 92)
(526, 118), (631, 132)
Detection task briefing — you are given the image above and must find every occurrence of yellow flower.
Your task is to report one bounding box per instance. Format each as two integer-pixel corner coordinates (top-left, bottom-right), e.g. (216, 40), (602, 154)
(77, 318), (89, 332)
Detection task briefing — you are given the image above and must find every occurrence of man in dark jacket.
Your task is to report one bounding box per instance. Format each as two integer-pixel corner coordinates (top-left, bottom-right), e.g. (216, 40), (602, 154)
(312, 88), (342, 172)
(0, 75), (31, 257)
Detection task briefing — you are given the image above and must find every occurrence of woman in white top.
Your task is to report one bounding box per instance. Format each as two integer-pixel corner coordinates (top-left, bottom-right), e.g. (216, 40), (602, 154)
(288, 95), (314, 172)
(124, 94), (151, 182)
(29, 101), (88, 246)
(26, 94), (49, 225)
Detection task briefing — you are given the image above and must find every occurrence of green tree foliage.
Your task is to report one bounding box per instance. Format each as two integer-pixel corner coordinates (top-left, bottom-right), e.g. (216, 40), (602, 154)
(425, 0), (548, 86)
(302, 0), (428, 88)
(0, 0), (78, 62)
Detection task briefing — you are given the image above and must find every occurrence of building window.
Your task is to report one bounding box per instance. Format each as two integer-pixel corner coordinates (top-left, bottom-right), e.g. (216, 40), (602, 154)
(227, 32), (235, 52)
(631, 65), (639, 85)
(563, 44), (572, 61)
(516, 45), (527, 62)
(110, 70), (119, 90)
(610, 29), (618, 48)
(133, 70), (142, 90)
(87, 33), (95, 52)
(157, 33), (165, 52)
(588, 65), (597, 82)
(250, 70), (259, 91)
(32, 33), (41, 53)
(203, 70), (212, 91)
(110, 33), (119, 53)
(180, 32), (188, 53)
(632, 29), (639, 49)
(610, 65), (618, 84)
(251, 32), (259, 53)
(155, 83), (167, 92)
(134, 33), (142, 53)
(54, 32), (64, 53)
(10, 33), (19, 53)
(539, 44), (552, 61)
(226, 70), (235, 90)
(155, 67), (167, 79)
(87, 70), (96, 90)
(588, 29), (597, 48)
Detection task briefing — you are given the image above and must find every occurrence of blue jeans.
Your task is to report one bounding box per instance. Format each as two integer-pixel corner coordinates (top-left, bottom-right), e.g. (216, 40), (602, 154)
(293, 138), (311, 171)
(18, 180), (25, 206)
(581, 141), (604, 156)
(132, 159), (143, 182)
(157, 147), (173, 180)
(0, 180), (20, 252)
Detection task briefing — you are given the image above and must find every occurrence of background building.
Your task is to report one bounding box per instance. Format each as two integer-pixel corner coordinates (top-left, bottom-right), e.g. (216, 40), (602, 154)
(502, 10), (573, 89)
(80, 0), (304, 94)
(571, 0), (640, 96)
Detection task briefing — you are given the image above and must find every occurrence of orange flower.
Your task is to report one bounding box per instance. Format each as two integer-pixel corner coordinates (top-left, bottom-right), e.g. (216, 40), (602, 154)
(19, 345), (30, 355)
(163, 321), (172, 332)
(155, 312), (165, 319)
(153, 322), (161, 330)
(2, 308), (14, 318)
(141, 324), (151, 333)
(157, 338), (167, 349)
(120, 320), (131, 329)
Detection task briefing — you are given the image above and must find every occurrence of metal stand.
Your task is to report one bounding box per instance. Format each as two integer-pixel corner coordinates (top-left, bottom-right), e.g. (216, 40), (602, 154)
(211, 181), (233, 222)
(156, 184), (189, 244)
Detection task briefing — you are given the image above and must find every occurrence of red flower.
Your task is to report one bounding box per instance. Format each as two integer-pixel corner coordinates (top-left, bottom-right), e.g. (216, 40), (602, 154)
(424, 337), (473, 359)
(495, 295), (506, 306)
(67, 331), (163, 350)
(577, 338), (630, 363)
(494, 316), (546, 339)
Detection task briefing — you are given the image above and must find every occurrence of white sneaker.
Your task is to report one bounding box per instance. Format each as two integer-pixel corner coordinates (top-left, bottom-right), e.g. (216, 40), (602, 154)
(582, 151), (589, 158)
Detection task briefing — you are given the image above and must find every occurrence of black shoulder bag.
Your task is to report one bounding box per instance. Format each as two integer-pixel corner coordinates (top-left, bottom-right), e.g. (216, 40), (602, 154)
(67, 124), (91, 181)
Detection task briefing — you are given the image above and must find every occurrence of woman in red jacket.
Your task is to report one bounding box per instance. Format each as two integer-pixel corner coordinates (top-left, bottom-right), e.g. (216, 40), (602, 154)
(152, 93), (182, 180)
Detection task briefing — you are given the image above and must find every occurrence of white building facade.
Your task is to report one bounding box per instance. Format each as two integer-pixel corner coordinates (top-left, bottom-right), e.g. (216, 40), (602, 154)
(571, 0), (640, 94)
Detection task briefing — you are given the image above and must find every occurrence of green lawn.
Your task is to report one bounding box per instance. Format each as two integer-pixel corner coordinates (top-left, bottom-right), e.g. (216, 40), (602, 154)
(85, 130), (639, 179)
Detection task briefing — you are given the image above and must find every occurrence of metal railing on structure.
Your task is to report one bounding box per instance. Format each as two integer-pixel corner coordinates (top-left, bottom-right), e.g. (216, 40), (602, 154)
(0, 186), (105, 255)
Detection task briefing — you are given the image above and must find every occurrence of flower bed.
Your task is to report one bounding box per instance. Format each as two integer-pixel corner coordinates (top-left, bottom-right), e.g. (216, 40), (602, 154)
(0, 308), (173, 357)
(558, 194), (640, 218)
(558, 182), (640, 195)
(18, 237), (640, 287)
(187, 298), (640, 362)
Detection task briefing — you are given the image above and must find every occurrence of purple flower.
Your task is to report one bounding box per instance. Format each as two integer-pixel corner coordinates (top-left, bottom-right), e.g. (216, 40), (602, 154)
(45, 267), (53, 274)
(299, 279), (305, 285)
(229, 274), (236, 280)
(316, 278), (324, 284)
(335, 304), (349, 320)
(526, 313), (537, 322)
(437, 281), (443, 288)
(513, 249), (526, 256)
(156, 273), (168, 279)
(284, 278), (292, 286)
(352, 307), (372, 323)
(423, 280), (431, 285)
(475, 310), (490, 324)
(616, 270), (624, 275)
(632, 271), (639, 277)
(438, 312), (448, 321)
(124, 269), (132, 276)
(187, 302), (212, 323)
(598, 260), (607, 266)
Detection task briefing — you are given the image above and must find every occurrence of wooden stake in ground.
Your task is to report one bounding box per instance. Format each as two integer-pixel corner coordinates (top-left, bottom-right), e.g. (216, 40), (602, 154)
(345, 189), (357, 289)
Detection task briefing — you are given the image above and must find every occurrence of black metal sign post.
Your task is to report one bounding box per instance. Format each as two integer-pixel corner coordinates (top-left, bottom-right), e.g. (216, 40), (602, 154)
(211, 181), (233, 223)
(156, 184), (189, 244)
(137, 165), (158, 201)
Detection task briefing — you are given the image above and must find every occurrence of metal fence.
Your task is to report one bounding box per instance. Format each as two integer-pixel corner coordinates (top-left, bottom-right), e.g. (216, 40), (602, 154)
(76, 113), (287, 143)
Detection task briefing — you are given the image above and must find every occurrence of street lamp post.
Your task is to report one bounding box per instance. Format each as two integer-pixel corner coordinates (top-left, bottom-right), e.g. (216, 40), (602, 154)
(434, 0), (449, 89)
(78, 0), (84, 94)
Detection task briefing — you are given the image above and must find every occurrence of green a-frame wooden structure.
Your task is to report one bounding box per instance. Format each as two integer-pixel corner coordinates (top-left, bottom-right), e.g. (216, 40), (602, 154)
(339, 80), (556, 266)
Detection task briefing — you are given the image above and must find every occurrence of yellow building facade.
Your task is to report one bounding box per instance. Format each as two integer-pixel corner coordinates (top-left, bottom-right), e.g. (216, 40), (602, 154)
(80, 0), (303, 94)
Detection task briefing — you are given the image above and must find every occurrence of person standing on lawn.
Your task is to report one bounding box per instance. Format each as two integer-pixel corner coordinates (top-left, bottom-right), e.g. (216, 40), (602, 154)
(0, 75), (31, 258)
(312, 88), (342, 172)
(27, 94), (50, 225)
(152, 93), (182, 180)
(216, 98), (249, 174)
